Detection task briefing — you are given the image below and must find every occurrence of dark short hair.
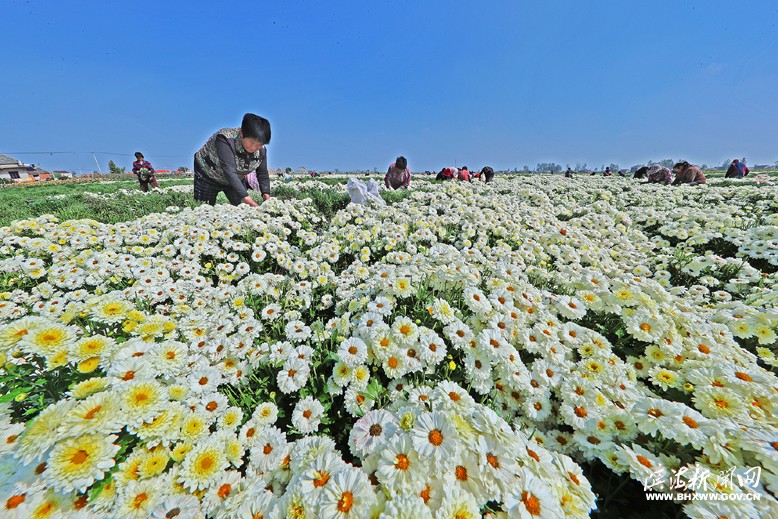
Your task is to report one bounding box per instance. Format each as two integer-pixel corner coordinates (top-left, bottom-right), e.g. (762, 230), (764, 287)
(135, 152), (144, 159)
(673, 161), (690, 170)
(241, 113), (271, 144)
(395, 156), (407, 170)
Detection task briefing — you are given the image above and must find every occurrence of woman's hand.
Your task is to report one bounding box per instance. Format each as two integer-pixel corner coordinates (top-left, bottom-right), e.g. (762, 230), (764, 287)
(242, 196), (261, 207)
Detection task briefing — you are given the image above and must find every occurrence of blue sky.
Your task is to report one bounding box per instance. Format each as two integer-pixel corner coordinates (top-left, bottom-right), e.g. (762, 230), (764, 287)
(2, 0), (777, 173)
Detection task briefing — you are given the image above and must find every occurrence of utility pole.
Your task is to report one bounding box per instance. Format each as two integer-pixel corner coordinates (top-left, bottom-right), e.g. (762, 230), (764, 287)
(92, 153), (102, 173)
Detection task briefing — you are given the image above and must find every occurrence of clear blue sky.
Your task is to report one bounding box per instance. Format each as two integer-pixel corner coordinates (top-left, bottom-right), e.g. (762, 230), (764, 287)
(2, 0), (777, 173)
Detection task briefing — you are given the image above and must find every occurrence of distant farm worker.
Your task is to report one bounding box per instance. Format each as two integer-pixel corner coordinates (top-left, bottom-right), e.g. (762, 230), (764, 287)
(436, 167), (457, 181)
(193, 113), (271, 206)
(481, 166), (495, 183)
(565, 167), (573, 178)
(385, 156), (411, 189)
(132, 152), (159, 192)
(645, 164), (673, 184)
(603, 167), (612, 177)
(672, 161), (707, 185)
(458, 166), (471, 182)
(725, 159), (749, 179)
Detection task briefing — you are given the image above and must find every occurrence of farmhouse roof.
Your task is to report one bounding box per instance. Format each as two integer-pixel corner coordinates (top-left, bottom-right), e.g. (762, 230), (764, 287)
(0, 154), (23, 166)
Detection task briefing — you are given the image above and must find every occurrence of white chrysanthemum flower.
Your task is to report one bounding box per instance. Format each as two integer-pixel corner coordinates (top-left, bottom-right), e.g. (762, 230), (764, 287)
(391, 316), (419, 345)
(178, 439), (229, 491)
(436, 487), (481, 519)
(625, 310), (667, 342)
(392, 276), (414, 298)
(555, 295), (587, 320)
(367, 296), (393, 316)
(430, 298), (458, 324)
(374, 434), (424, 493)
(90, 297), (132, 323)
(463, 286), (492, 314)
(433, 381), (476, 413)
(349, 409), (398, 458)
(417, 330), (447, 365)
(319, 468), (375, 519)
(378, 495), (432, 519)
(43, 433), (119, 493)
(120, 380), (166, 425)
(249, 426), (288, 474)
(252, 401), (279, 426)
(692, 386), (748, 420)
(292, 397), (325, 434)
(149, 494), (203, 519)
(115, 477), (164, 518)
(296, 450), (348, 499)
(60, 391), (122, 436)
(179, 409), (213, 443)
(338, 337), (368, 367)
(277, 357), (310, 394)
(19, 321), (76, 359)
(150, 341), (189, 376)
(410, 411), (459, 471)
(504, 468), (565, 519)
(71, 334), (117, 362)
(201, 469), (244, 515)
(260, 303), (282, 320)
(187, 365), (223, 395)
(285, 320), (312, 342)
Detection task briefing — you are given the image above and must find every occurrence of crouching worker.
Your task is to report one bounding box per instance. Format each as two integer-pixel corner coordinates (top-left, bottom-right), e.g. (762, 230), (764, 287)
(725, 159), (749, 179)
(646, 165), (673, 184)
(436, 167), (457, 181)
(385, 156), (411, 189)
(671, 161), (707, 186)
(194, 113), (271, 206)
(482, 166), (495, 182)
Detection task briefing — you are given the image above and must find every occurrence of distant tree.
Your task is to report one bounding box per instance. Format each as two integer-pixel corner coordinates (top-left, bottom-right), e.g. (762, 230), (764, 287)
(700, 164), (709, 170)
(535, 162), (562, 173)
(659, 159), (674, 168)
(608, 163), (620, 172)
(108, 160), (125, 174)
(721, 159), (732, 169)
(522, 165), (530, 172)
(574, 162), (587, 172)
(176, 166), (189, 173)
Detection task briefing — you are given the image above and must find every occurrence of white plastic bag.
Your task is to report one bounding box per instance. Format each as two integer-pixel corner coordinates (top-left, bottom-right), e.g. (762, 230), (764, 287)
(347, 178), (385, 206)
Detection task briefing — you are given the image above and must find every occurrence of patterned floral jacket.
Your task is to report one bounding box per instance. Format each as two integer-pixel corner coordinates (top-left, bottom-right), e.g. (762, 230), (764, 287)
(194, 128), (270, 197)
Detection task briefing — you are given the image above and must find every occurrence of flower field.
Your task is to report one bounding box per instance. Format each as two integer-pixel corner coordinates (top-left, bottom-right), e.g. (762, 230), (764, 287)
(0, 175), (776, 518)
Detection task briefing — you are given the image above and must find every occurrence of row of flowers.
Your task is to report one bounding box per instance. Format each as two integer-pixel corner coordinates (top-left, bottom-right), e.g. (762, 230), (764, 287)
(0, 176), (775, 518)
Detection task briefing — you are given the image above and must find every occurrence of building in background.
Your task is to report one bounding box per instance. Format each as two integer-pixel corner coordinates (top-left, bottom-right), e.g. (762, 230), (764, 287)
(0, 154), (32, 182)
(0, 154), (54, 182)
